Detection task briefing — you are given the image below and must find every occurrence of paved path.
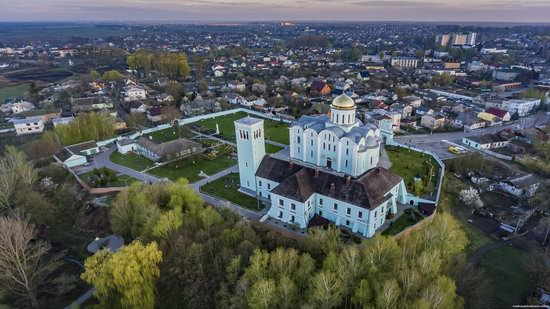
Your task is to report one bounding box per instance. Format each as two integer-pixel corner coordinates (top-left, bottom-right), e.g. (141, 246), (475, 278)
(89, 147), (162, 184)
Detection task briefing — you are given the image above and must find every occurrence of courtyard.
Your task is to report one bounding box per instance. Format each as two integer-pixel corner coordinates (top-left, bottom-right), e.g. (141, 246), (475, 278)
(201, 173), (265, 211)
(196, 111), (290, 144)
(386, 145), (440, 198)
(148, 154), (236, 183)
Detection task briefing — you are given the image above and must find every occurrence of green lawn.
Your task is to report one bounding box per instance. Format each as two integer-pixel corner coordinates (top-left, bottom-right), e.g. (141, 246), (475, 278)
(382, 209), (422, 235)
(0, 83), (30, 103)
(477, 246), (531, 308)
(144, 127), (180, 142)
(201, 173), (264, 211)
(265, 143), (284, 154)
(148, 155), (236, 183)
(386, 146), (440, 197)
(79, 169), (140, 187)
(110, 151), (156, 171)
(197, 111), (289, 144)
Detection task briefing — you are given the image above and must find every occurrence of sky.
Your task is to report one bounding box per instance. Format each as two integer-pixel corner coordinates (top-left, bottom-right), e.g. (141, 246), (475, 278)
(0, 0), (549, 23)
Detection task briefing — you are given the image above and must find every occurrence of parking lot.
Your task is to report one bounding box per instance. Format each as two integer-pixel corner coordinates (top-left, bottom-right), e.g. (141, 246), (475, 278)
(409, 139), (471, 160)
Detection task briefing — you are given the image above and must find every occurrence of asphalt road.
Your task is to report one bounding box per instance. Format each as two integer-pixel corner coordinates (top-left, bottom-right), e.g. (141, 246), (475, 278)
(394, 113), (550, 160)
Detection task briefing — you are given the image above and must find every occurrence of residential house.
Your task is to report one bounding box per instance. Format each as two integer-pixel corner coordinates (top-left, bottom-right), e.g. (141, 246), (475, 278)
(310, 80), (331, 96)
(485, 108), (511, 122)
(13, 117), (44, 135)
(462, 134), (509, 150)
(128, 101), (148, 113)
(53, 148), (87, 168)
(357, 71), (370, 81)
(499, 174), (540, 198)
(125, 86), (147, 102)
(147, 107), (164, 123)
(20, 108), (61, 124)
(403, 95), (422, 108)
(52, 116), (75, 127)
(10, 101), (35, 114)
(420, 114), (446, 130)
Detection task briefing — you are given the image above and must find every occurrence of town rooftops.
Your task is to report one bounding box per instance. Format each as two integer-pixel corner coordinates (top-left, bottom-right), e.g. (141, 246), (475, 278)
(465, 134), (508, 145)
(507, 174), (539, 189)
(12, 117), (42, 125)
(257, 156), (402, 210)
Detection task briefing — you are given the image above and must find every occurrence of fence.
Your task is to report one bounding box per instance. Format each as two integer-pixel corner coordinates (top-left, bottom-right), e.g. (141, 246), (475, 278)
(393, 210), (437, 240)
(386, 139), (446, 206)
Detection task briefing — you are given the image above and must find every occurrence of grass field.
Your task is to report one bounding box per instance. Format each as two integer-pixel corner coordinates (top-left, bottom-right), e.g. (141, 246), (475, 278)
(148, 155), (236, 183)
(382, 209), (422, 235)
(197, 111), (290, 144)
(386, 146), (440, 197)
(109, 151), (156, 171)
(79, 168), (140, 187)
(201, 173), (264, 211)
(477, 246), (531, 307)
(265, 143), (284, 154)
(0, 83), (29, 103)
(144, 127), (180, 142)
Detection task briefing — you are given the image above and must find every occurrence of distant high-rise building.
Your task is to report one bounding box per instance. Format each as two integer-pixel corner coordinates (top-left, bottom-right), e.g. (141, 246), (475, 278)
(435, 34), (451, 46)
(435, 32), (476, 47)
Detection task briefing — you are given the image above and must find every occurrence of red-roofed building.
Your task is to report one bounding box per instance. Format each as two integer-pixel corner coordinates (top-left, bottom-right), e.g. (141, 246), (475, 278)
(486, 107), (511, 122)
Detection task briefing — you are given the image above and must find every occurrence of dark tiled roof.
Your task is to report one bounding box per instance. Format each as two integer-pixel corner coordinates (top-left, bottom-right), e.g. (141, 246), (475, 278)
(260, 156), (402, 210)
(54, 147), (74, 162)
(136, 137), (202, 158)
(67, 140), (97, 153)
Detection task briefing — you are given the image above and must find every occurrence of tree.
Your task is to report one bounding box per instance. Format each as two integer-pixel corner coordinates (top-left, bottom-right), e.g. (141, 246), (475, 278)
(459, 187), (484, 213)
(54, 112), (116, 145)
(126, 112), (145, 131)
(0, 216), (62, 308)
(102, 70), (123, 82)
(376, 279), (401, 309)
(310, 271), (344, 308)
(0, 147), (37, 214)
(89, 70), (101, 81)
(81, 240), (162, 309)
(247, 279), (277, 309)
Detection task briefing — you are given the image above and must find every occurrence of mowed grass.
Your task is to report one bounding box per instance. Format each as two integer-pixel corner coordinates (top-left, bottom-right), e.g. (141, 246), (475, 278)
(201, 173), (264, 211)
(148, 155), (236, 183)
(197, 111), (289, 144)
(477, 246), (531, 308)
(386, 146), (439, 197)
(0, 83), (30, 103)
(144, 127), (180, 142)
(265, 143), (284, 154)
(110, 151), (156, 171)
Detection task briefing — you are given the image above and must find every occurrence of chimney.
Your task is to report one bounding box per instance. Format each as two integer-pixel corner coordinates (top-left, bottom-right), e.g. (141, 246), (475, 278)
(314, 169), (320, 178)
(346, 176), (352, 187)
(330, 183), (336, 194)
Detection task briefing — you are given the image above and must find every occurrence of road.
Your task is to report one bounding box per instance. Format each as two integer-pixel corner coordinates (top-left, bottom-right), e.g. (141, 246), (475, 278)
(393, 113), (550, 160)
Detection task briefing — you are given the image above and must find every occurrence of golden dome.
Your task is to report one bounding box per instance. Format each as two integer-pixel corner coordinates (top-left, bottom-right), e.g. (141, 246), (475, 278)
(331, 94), (355, 110)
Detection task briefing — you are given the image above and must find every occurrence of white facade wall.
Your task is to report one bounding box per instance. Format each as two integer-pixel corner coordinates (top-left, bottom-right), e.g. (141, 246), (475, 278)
(235, 119), (266, 192)
(14, 119), (44, 135)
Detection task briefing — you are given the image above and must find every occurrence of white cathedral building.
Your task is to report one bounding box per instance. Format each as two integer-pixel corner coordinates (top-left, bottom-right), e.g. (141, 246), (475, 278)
(235, 94), (407, 238)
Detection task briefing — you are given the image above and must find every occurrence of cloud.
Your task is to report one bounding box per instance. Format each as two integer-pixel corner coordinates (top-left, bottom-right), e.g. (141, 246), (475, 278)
(348, 0), (445, 7)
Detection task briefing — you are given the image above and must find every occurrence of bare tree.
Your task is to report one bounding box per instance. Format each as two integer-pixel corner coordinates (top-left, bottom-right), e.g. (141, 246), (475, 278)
(0, 215), (62, 308)
(127, 112), (146, 132)
(0, 146), (37, 213)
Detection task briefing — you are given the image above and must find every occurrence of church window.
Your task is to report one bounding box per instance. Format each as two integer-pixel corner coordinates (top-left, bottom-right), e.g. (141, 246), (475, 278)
(279, 199), (284, 206)
(319, 198), (323, 205)
(370, 157), (373, 165)
(348, 114), (351, 123)
(259, 180), (262, 187)
(346, 208), (351, 215)
(268, 183), (271, 190)
(278, 211), (283, 218)
(346, 148), (349, 155)
(323, 143), (326, 150)
(311, 140), (313, 146)
(290, 215), (295, 222)
(358, 211), (363, 219)
(310, 150), (313, 157)
(291, 203), (296, 211)
(333, 145), (336, 152)
(297, 136), (301, 144)
(346, 220), (350, 226)
(333, 203), (338, 211)
(345, 160), (348, 167)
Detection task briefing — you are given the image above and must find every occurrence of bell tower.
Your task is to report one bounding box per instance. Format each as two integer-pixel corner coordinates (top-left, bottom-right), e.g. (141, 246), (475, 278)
(234, 117), (265, 194)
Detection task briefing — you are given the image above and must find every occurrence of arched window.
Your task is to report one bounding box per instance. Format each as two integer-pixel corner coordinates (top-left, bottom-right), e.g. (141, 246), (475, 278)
(297, 136), (301, 144)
